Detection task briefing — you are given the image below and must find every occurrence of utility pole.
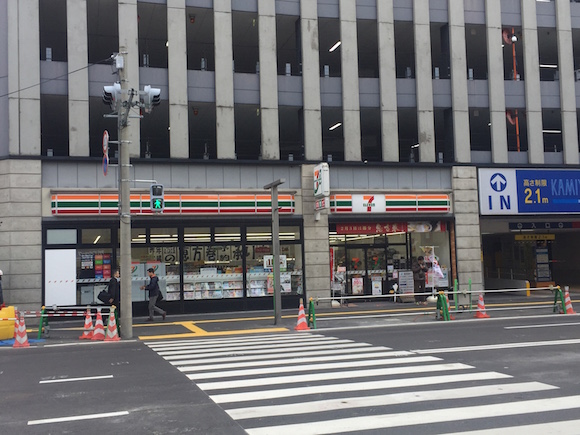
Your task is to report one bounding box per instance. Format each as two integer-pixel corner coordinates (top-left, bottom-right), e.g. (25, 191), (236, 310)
(118, 48), (134, 339)
(103, 53), (160, 339)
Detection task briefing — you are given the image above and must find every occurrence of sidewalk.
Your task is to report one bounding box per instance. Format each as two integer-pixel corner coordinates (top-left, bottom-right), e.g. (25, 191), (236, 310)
(5, 289), (574, 347)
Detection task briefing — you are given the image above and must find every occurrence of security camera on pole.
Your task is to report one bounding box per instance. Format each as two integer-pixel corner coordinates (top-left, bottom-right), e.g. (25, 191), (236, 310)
(102, 52), (162, 339)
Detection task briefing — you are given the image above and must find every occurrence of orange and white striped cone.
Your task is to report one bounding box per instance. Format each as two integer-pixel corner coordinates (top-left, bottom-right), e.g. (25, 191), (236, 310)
(91, 309), (105, 341)
(475, 293), (490, 319)
(13, 314), (30, 348)
(105, 308), (120, 342)
(79, 309), (94, 340)
(563, 288), (577, 315)
(445, 295), (455, 320)
(294, 299), (310, 331)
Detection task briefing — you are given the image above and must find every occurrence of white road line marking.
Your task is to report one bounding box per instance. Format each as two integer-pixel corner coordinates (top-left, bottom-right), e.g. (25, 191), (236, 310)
(176, 350), (414, 373)
(196, 363), (472, 390)
(145, 333), (323, 347)
(148, 334), (333, 350)
(244, 395), (580, 435)
(227, 382), (557, 420)
(39, 375), (113, 384)
(170, 347), (390, 366)
(44, 340), (137, 348)
(156, 338), (356, 356)
(504, 322), (580, 329)
(28, 411), (129, 425)
(210, 371), (511, 404)
(164, 342), (373, 362)
(446, 419), (580, 435)
(411, 338), (580, 354)
(187, 355), (441, 380)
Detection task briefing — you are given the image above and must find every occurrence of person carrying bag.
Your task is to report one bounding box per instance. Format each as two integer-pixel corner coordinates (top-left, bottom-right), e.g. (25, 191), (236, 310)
(140, 268), (167, 322)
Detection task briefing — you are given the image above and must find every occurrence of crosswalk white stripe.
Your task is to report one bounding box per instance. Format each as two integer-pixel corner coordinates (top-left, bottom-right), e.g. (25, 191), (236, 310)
(196, 362), (472, 390)
(145, 333), (324, 347)
(149, 335), (340, 352)
(244, 395), (580, 435)
(157, 338), (356, 356)
(187, 355), (441, 380)
(176, 350), (415, 373)
(164, 342), (373, 362)
(411, 338), (580, 354)
(210, 371), (511, 404)
(227, 381), (558, 420)
(169, 347), (396, 366)
(445, 419), (580, 435)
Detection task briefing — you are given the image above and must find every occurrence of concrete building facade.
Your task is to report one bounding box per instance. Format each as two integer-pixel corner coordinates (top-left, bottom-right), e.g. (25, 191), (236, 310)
(2, 0), (580, 314)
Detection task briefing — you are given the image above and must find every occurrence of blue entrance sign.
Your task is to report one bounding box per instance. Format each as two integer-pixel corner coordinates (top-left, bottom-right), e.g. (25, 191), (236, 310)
(516, 170), (580, 213)
(479, 168), (580, 215)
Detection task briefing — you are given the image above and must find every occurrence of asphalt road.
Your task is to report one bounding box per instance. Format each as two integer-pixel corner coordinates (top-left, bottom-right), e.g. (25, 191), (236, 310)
(1, 312), (580, 434)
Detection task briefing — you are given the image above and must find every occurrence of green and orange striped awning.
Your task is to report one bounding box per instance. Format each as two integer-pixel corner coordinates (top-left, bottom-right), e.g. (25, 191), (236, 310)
(329, 194), (450, 214)
(51, 193), (295, 216)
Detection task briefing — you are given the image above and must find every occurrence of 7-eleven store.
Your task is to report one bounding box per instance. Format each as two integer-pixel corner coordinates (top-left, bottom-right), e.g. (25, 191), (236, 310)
(43, 185), (460, 315)
(327, 193), (454, 298)
(45, 192), (304, 316)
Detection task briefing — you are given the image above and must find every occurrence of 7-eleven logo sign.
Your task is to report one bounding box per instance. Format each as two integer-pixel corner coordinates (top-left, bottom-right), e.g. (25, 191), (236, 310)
(352, 194), (385, 213)
(363, 195), (375, 212)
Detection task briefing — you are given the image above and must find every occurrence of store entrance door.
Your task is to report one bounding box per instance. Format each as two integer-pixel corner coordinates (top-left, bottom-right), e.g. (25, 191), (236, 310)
(345, 246), (387, 296)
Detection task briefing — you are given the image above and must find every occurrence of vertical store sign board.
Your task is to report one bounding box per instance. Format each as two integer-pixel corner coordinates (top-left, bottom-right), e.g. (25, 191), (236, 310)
(314, 163), (330, 211)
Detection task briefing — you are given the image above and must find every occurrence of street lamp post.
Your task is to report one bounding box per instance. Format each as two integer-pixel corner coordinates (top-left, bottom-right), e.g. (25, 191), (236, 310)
(264, 179), (285, 325)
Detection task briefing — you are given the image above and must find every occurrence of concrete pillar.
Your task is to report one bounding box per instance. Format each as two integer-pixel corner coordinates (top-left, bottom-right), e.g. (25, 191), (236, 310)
(0, 159), (42, 311)
(413, 0), (435, 162)
(300, 0), (323, 161)
(485, 0), (508, 163)
(377, 0), (399, 162)
(452, 166), (483, 302)
(340, 0), (361, 162)
(67, 0), (89, 157)
(555, 0), (579, 165)
(258, 0), (280, 160)
(301, 165), (331, 306)
(521, 0), (544, 164)
(8, 0), (41, 156)
(214, 0), (236, 159)
(118, 0), (140, 158)
(167, 0), (190, 159)
(448, 3), (471, 163)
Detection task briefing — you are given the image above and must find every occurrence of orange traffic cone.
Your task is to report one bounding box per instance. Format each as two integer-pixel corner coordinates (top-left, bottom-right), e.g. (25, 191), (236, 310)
(13, 313), (30, 348)
(563, 287), (577, 315)
(105, 307), (120, 342)
(294, 299), (310, 331)
(445, 295), (455, 320)
(91, 309), (105, 341)
(475, 293), (490, 319)
(79, 309), (94, 340)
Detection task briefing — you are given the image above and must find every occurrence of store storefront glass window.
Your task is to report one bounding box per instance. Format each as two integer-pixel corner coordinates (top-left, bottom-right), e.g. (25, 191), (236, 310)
(47, 228), (77, 245)
(131, 245), (179, 302)
(150, 227), (178, 243)
(184, 227), (211, 243)
(410, 230), (451, 291)
(247, 226), (271, 242)
(81, 228), (111, 245)
(131, 228), (147, 244)
(77, 248), (114, 305)
(215, 227), (241, 242)
(183, 242), (245, 300)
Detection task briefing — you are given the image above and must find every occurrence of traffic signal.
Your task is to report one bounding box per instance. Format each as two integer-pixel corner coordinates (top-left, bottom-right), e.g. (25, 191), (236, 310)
(150, 184), (164, 213)
(142, 85), (161, 113)
(103, 82), (122, 112)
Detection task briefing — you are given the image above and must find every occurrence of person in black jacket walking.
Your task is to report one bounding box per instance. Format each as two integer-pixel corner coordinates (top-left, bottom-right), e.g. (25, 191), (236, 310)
(140, 268), (166, 321)
(107, 269), (121, 309)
